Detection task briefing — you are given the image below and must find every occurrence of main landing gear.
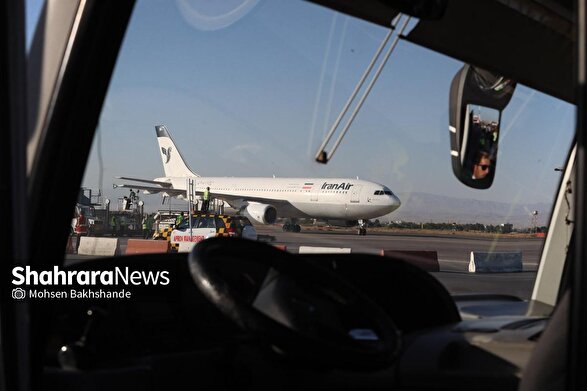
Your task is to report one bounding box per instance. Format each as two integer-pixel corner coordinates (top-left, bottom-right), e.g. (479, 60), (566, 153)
(282, 219), (301, 232)
(357, 219), (367, 236)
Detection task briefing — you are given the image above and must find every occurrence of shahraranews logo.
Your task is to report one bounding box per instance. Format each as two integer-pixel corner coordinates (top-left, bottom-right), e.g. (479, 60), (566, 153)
(11, 266), (170, 300)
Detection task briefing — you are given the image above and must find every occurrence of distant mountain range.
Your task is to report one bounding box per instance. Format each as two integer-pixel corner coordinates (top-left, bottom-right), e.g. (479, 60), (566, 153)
(383, 192), (552, 228)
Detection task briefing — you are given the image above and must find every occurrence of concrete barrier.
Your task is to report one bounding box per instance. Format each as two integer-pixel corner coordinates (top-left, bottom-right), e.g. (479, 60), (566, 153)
(379, 250), (440, 272)
(125, 239), (169, 255)
(468, 251), (523, 273)
(77, 237), (119, 257)
(298, 246), (351, 254)
(65, 236), (75, 254)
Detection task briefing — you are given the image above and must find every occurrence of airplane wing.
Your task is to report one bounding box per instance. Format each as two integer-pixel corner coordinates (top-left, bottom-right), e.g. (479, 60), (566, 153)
(115, 176), (173, 188)
(113, 183), (186, 197)
(114, 178), (293, 207)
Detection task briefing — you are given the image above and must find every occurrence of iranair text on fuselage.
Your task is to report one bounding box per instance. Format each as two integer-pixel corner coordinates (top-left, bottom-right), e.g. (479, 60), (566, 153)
(321, 182), (354, 190)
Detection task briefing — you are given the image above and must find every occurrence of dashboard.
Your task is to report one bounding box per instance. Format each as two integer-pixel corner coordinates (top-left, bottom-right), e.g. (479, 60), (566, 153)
(42, 250), (544, 390)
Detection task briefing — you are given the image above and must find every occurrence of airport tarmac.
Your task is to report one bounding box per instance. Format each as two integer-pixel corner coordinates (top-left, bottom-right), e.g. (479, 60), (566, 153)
(255, 225), (542, 270)
(66, 225), (543, 300)
(256, 225), (541, 300)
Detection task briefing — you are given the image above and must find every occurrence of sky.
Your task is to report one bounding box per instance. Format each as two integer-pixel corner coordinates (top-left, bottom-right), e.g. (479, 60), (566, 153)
(27, 0), (576, 221)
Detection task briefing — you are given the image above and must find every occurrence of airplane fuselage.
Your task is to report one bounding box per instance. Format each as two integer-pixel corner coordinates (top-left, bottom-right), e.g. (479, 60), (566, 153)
(116, 126), (401, 230)
(160, 176), (401, 220)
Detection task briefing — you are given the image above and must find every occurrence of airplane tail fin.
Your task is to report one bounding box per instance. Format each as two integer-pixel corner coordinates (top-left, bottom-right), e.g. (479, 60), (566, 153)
(155, 125), (200, 178)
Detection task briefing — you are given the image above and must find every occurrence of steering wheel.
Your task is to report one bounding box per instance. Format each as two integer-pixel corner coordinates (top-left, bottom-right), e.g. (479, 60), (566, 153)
(188, 237), (401, 370)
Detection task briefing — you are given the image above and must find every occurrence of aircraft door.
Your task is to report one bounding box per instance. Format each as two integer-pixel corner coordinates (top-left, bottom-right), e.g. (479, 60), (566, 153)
(311, 188), (319, 201)
(350, 185), (362, 203)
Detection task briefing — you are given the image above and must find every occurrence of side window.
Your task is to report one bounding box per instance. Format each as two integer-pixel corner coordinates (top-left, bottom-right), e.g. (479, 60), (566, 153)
(177, 216), (200, 230)
(177, 219), (189, 230)
(206, 217), (216, 228)
(197, 217), (215, 228)
(215, 218), (226, 229)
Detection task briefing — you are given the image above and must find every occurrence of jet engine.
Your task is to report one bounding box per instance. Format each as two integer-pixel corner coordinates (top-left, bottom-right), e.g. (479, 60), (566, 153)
(242, 203), (277, 224)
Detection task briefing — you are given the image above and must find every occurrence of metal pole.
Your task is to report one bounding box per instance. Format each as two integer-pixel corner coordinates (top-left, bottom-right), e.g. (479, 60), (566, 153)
(326, 16), (411, 161)
(187, 178), (193, 239)
(314, 16), (399, 161)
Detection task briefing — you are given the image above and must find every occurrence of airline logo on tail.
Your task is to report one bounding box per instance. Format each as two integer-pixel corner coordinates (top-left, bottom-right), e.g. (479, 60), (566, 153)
(155, 125), (200, 177)
(161, 147), (172, 164)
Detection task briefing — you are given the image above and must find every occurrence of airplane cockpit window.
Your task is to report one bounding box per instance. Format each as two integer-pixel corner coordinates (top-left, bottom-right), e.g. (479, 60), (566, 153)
(71, 0), (574, 304)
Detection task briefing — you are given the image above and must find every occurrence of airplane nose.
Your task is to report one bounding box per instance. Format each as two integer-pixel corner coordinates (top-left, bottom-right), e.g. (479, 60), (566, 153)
(385, 194), (402, 213)
(389, 194), (402, 210)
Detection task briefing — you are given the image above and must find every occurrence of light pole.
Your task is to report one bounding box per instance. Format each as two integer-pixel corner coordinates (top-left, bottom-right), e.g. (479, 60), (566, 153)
(531, 210), (539, 233)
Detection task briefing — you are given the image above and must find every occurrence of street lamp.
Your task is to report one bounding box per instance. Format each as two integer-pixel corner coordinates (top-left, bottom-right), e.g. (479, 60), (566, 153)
(531, 210), (539, 233)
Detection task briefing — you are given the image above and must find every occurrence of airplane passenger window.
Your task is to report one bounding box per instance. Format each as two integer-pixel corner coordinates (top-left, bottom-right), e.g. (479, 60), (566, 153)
(71, 0), (575, 304)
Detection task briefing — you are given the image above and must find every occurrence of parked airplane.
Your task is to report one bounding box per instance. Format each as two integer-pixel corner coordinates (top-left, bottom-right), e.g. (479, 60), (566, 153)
(114, 125), (401, 235)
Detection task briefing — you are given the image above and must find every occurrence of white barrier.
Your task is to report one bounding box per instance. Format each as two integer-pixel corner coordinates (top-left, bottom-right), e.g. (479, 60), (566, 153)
(468, 251), (523, 273)
(298, 246), (351, 254)
(77, 237), (119, 257)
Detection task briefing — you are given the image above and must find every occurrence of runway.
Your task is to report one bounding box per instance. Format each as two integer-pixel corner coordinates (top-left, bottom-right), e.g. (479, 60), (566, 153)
(255, 225), (542, 300)
(256, 226), (542, 268)
(66, 226), (544, 301)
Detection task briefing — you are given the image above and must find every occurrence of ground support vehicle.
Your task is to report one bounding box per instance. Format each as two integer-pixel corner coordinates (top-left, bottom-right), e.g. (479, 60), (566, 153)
(154, 212), (258, 251)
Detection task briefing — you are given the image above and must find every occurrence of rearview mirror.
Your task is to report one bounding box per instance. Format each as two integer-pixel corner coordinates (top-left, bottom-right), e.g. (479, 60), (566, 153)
(449, 65), (516, 189)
